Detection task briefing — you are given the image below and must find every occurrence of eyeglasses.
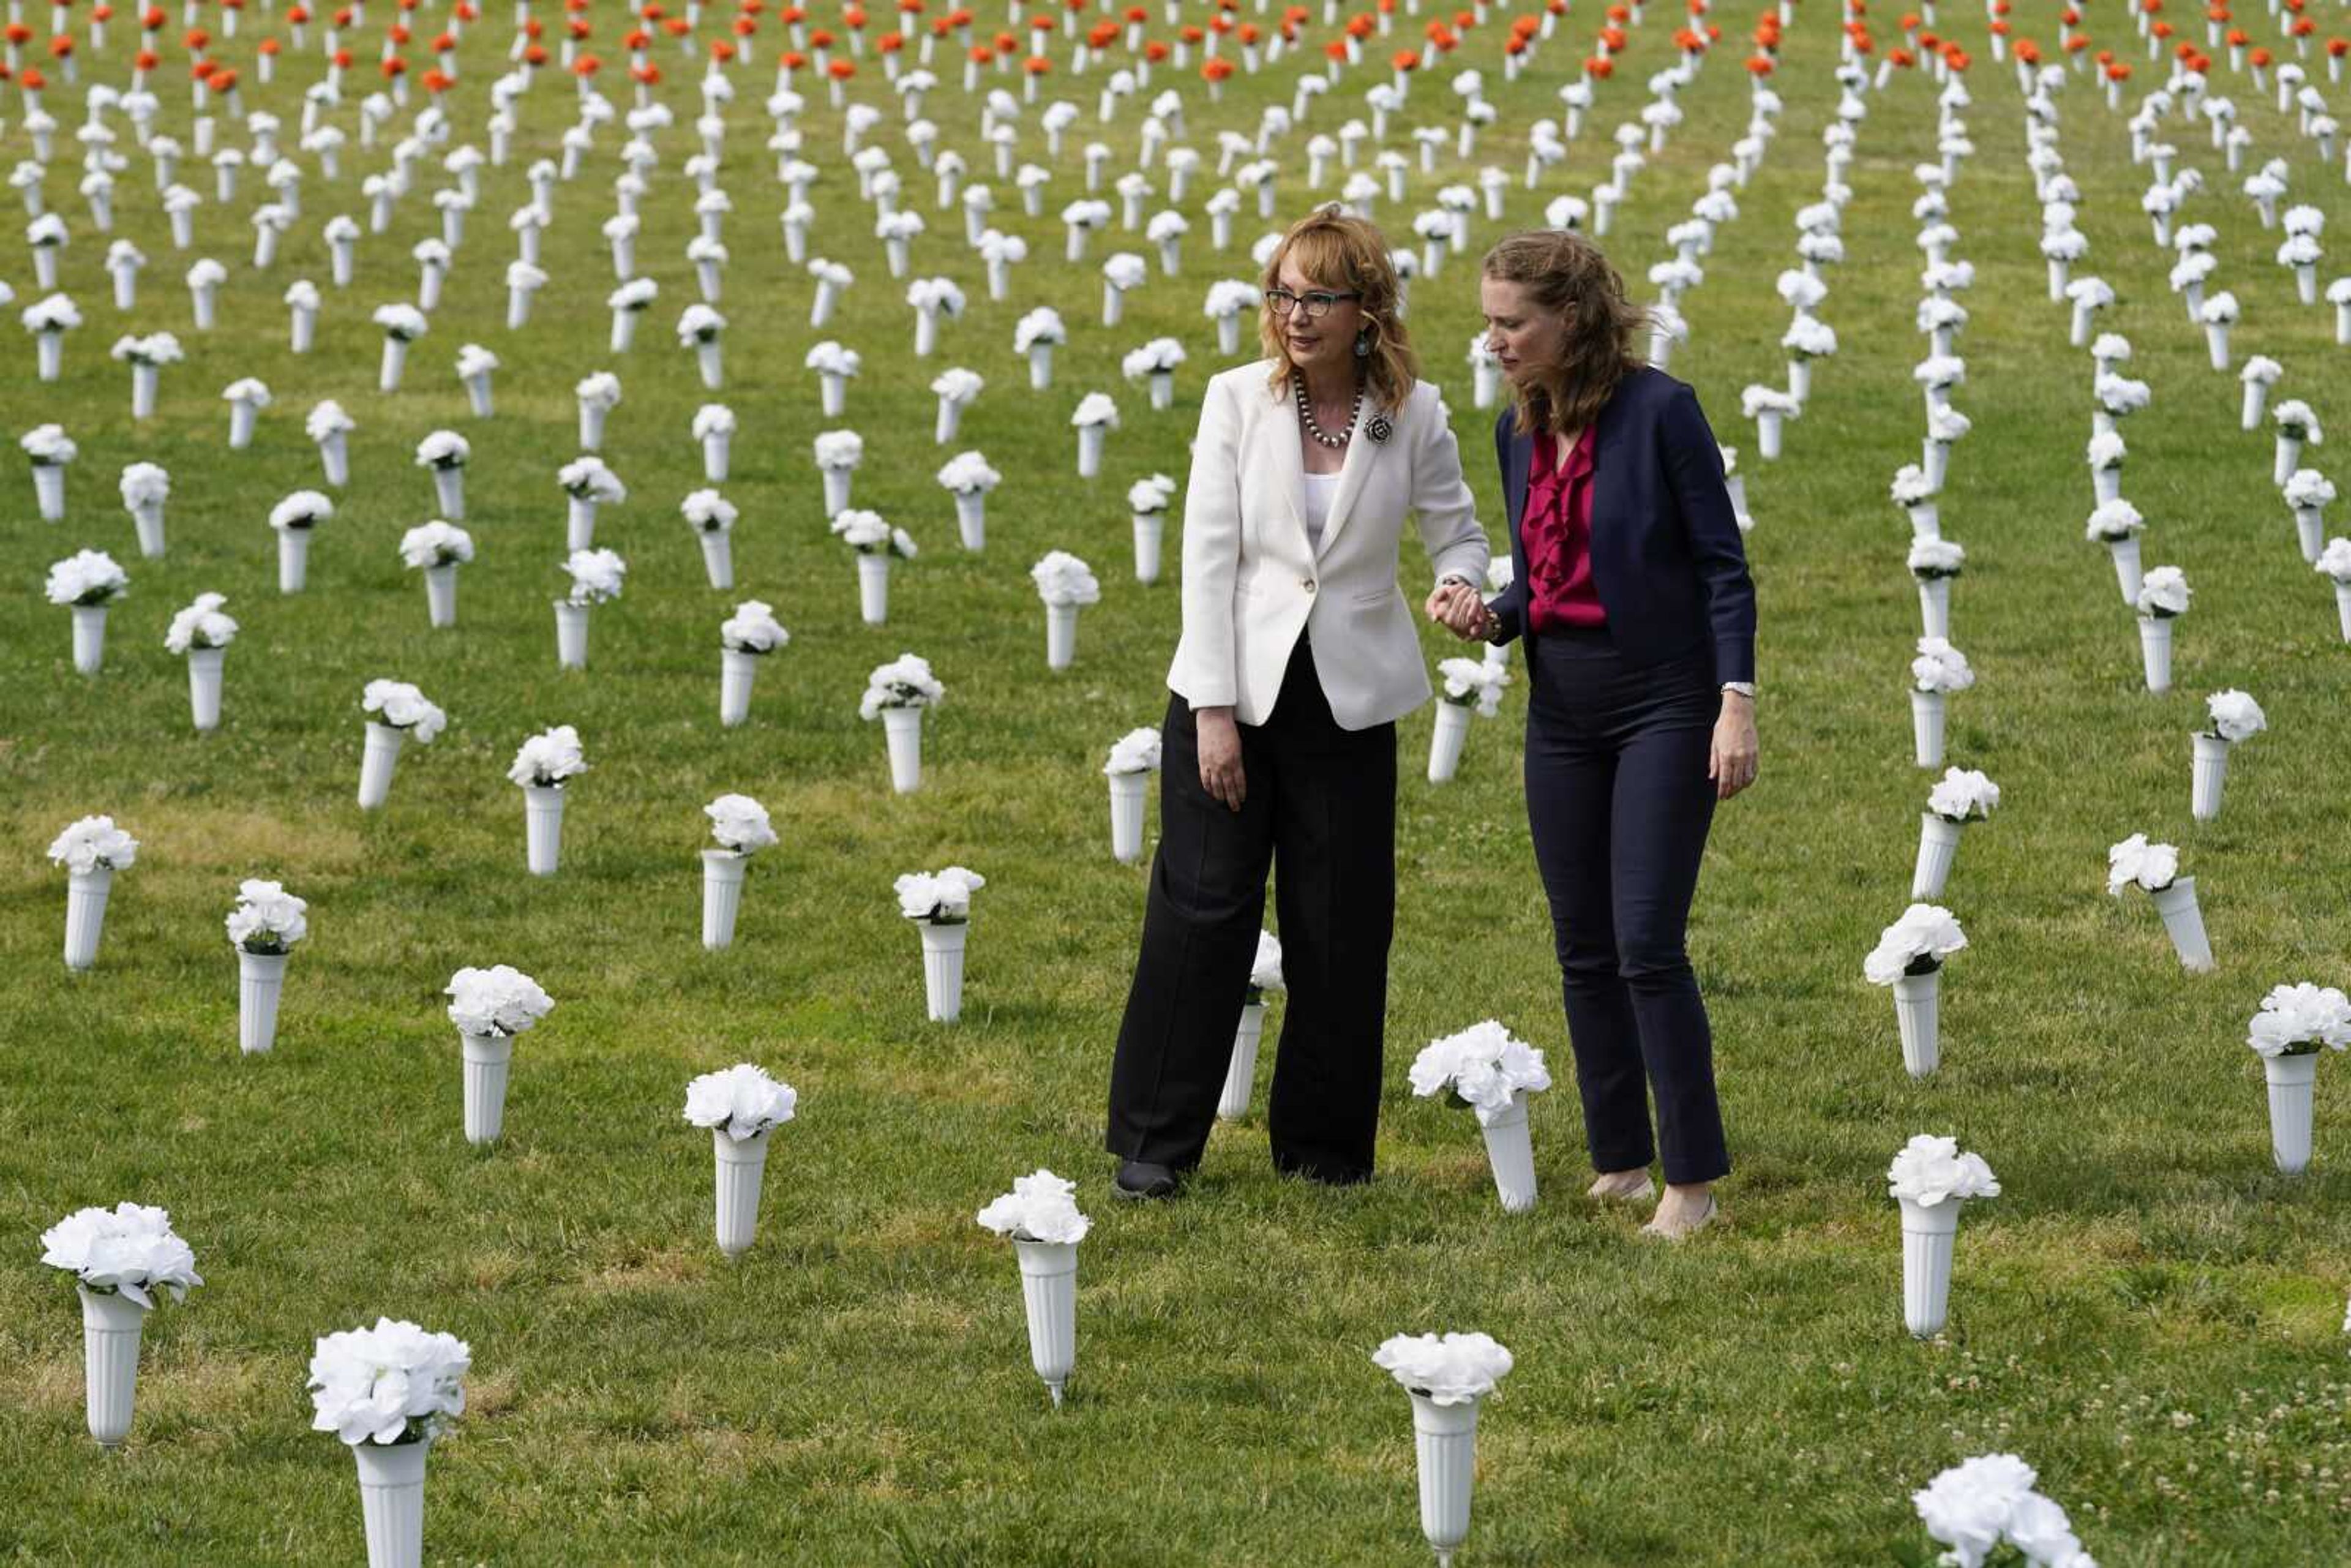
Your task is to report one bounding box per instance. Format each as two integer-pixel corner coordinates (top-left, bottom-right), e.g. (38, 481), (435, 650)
(1264, 287), (1362, 320)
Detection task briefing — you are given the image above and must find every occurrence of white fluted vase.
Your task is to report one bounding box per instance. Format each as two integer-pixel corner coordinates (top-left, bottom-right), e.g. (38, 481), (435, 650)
(523, 785), (566, 875)
(1108, 771), (1148, 863)
(2264, 1051), (2318, 1174)
(78, 1287), (147, 1446)
(1012, 1238), (1078, 1407)
(72, 606), (108, 673)
(1408, 1391), (1480, 1567)
(1045, 603), (1079, 670)
(2138, 616), (2173, 692)
(1892, 967), (1941, 1078)
(64, 867), (113, 970)
(711, 1125), (770, 1256)
(2190, 733), (2229, 822)
(1133, 514), (1164, 582)
(1428, 702), (1472, 783)
(701, 850), (747, 950)
(1899, 1195), (1961, 1338)
(351, 1439), (429, 1568)
(719, 649), (757, 726)
(2150, 877), (2214, 972)
(1911, 815), (1962, 899)
(424, 565), (457, 627)
(1479, 1094), (1538, 1212)
(461, 1032), (512, 1144)
(920, 920), (967, 1021)
(1217, 1000), (1265, 1119)
(238, 949), (288, 1054)
(1910, 690), (1945, 768)
(188, 647), (224, 730)
(358, 721), (404, 808)
(882, 708), (923, 793)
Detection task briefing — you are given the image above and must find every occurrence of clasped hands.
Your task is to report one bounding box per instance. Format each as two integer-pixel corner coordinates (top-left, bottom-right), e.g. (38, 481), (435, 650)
(1423, 580), (1494, 643)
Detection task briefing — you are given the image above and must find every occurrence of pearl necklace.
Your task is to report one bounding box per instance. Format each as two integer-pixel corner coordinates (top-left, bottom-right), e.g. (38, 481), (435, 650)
(1294, 375), (1363, 449)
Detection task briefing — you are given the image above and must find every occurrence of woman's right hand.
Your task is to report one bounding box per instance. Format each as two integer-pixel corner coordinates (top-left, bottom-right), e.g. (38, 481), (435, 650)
(1195, 706), (1246, 812)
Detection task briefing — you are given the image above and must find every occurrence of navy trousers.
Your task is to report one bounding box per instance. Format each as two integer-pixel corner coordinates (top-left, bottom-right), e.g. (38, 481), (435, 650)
(1523, 628), (1730, 1185)
(1104, 636), (1398, 1182)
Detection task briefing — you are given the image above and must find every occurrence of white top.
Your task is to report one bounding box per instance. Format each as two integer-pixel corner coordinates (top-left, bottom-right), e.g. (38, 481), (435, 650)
(1300, 470), (1341, 552)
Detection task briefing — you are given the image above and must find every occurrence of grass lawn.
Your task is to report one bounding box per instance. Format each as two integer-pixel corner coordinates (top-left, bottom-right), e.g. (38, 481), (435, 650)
(4, 0), (2350, 1562)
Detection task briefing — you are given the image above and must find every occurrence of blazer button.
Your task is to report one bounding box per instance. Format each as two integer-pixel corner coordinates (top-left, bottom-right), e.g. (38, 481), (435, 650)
(1302, 577), (1317, 593)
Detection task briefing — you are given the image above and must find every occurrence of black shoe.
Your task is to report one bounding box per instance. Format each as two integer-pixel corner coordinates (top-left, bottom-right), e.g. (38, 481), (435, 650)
(1112, 1160), (1181, 1199)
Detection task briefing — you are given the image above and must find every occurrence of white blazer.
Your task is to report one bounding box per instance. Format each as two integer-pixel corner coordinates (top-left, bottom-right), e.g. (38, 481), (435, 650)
(1166, 362), (1490, 730)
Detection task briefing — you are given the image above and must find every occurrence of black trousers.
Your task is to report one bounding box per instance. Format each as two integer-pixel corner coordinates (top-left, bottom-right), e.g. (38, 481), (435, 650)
(1523, 628), (1730, 1185)
(1105, 636), (1398, 1182)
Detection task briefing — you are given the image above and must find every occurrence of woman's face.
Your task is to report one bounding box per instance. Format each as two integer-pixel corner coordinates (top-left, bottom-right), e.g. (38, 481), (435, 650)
(1273, 257), (1366, 383)
(1480, 275), (1570, 384)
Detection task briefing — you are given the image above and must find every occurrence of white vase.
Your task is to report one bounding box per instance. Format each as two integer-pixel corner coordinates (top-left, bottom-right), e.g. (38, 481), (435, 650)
(2190, 732), (2229, 822)
(523, 785), (566, 876)
(187, 646), (223, 730)
(1905, 503), (1940, 542)
(919, 920), (967, 1021)
(1012, 1237), (1078, 1406)
(461, 1032), (513, 1144)
(699, 529), (734, 590)
(719, 648), (758, 726)
(1108, 771), (1148, 863)
(822, 467), (851, 516)
(277, 527), (311, 593)
(1892, 967), (1941, 1078)
(702, 431), (731, 482)
(554, 600), (590, 669)
(1045, 602), (1079, 670)
(2296, 509), (2325, 564)
(1408, 1390), (1480, 1566)
(64, 866), (113, 970)
(857, 553), (891, 624)
(1133, 514), (1164, 583)
(379, 336), (408, 392)
(70, 604), (108, 673)
(2093, 466), (2120, 505)
(351, 1439), (429, 1568)
(238, 948), (288, 1054)
(696, 339), (723, 388)
(1911, 814), (1962, 899)
(2106, 535), (2143, 606)
(358, 721), (405, 809)
(953, 490), (986, 550)
(2263, 1051), (2319, 1174)
(430, 466), (464, 519)
(882, 707), (923, 793)
(318, 432), (348, 485)
(701, 850), (747, 950)
(1757, 409), (1783, 459)
(1428, 702), (1472, 783)
(579, 404), (608, 450)
(424, 564), (457, 627)
(2137, 616), (2173, 692)
(1917, 576), (1951, 640)
(1479, 1093), (1539, 1212)
(132, 501), (167, 556)
(1077, 423), (1106, 478)
(566, 497), (598, 551)
(1909, 689), (1945, 769)
(711, 1124), (771, 1256)
(78, 1286), (148, 1447)
(1218, 1000), (1265, 1119)
(2336, 582), (2351, 643)
(2150, 876), (2214, 972)
(1898, 1195), (1961, 1337)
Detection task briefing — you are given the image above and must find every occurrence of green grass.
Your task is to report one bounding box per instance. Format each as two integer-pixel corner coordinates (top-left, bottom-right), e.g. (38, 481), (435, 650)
(6, 1), (2351, 1562)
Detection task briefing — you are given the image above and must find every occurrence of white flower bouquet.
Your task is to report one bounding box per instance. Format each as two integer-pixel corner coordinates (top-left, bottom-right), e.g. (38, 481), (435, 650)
(577, 371), (624, 449)
(863, 653), (943, 791)
(51, 814), (136, 970)
(400, 522), (473, 628)
(1888, 1131), (1998, 1338)
(1032, 551), (1101, 669)
(43, 1201), (203, 1446)
(607, 277), (658, 348)
(1913, 767), (1997, 899)
(716, 601), (789, 727)
(1865, 902), (1967, 1077)
(410, 430), (470, 520)
(372, 302), (429, 391)
(930, 367), (984, 443)
(694, 403), (736, 481)
(813, 428), (864, 516)
(309, 1318), (469, 1447)
(900, 866), (983, 1021)
(2248, 981), (2351, 1174)
(110, 331), (182, 418)
(165, 593), (237, 729)
(1070, 392), (1120, 478)
(456, 343), (498, 417)
(1374, 1330), (1513, 1562)
(2320, 536), (2351, 642)
(1908, 537), (1963, 638)
(1014, 305), (1067, 388)
(906, 277), (965, 357)
(897, 865), (985, 924)
(557, 456), (626, 550)
(978, 1169), (1089, 1405)
(22, 423), (78, 519)
(2275, 399), (2324, 487)
(2192, 687), (2264, 821)
(2133, 565), (2189, 692)
(2085, 497), (2145, 604)
(699, 793), (776, 950)
(1908, 637), (1972, 768)
(677, 302), (729, 387)
(511, 724), (586, 876)
(22, 293), (82, 381)
(1913, 1454), (2092, 1568)
(47, 549), (128, 674)
(2109, 831), (2210, 972)
(358, 678), (446, 807)
(1409, 1019), (1553, 1210)
(1103, 725), (1161, 863)
(1120, 336), (1188, 410)
(2284, 468), (2335, 563)
(1740, 384), (1799, 458)
(227, 877), (306, 1054)
(936, 450), (1002, 550)
(1430, 655), (1510, 782)
(686, 1063), (798, 1257)
(806, 339), (862, 415)
(118, 461), (171, 557)
(1127, 471), (1179, 581)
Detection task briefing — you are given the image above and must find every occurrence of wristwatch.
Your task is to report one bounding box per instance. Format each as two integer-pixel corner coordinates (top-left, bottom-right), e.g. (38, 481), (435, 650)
(1721, 681), (1758, 700)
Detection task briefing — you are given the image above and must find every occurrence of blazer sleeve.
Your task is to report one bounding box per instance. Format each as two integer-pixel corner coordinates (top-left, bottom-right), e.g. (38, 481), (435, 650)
(1659, 381), (1758, 685)
(1174, 373), (1244, 708)
(1408, 386), (1490, 588)
(1482, 412), (1529, 645)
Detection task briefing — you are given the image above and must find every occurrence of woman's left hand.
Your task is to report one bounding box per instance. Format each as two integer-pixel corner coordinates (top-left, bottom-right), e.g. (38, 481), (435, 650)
(1708, 692), (1758, 800)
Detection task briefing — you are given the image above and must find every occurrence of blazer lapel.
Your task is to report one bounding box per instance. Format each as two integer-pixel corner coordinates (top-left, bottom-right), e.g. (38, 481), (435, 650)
(1263, 383), (1308, 551)
(1313, 408), (1382, 559)
(1504, 421), (1533, 545)
(1584, 390), (1628, 547)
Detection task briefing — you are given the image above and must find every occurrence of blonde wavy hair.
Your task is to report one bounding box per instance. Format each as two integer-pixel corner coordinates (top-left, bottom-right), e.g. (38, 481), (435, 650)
(1481, 229), (1650, 437)
(1258, 206), (1417, 414)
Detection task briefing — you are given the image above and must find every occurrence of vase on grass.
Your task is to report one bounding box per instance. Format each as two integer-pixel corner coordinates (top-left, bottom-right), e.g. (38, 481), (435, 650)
(1888, 1135), (1999, 1338)
(1908, 639), (1972, 769)
(270, 490), (335, 592)
(310, 1319), (469, 1568)
(1408, 1019), (1552, 1212)
(1033, 552), (1101, 670)
(51, 816), (137, 971)
(1103, 726), (1161, 863)
(700, 794), (776, 950)
(977, 1170), (1091, 1407)
(399, 522), (473, 628)
(120, 460), (171, 555)
(937, 449), (1000, 551)
(1865, 904), (1967, 1078)
(228, 879), (307, 1055)
(898, 866), (984, 1022)
(509, 726), (587, 876)
(445, 964), (555, 1146)
(358, 681), (447, 809)
(163, 591), (237, 731)
(40, 1202), (201, 1448)
(718, 601), (789, 727)
(2192, 690), (2264, 822)
(1913, 768), (1997, 899)
(1429, 658), (1510, 782)
(1220, 931), (1285, 1119)
(2246, 983), (2351, 1173)
(862, 653), (943, 793)
(684, 1062), (798, 1256)
(1372, 1332), (1514, 1568)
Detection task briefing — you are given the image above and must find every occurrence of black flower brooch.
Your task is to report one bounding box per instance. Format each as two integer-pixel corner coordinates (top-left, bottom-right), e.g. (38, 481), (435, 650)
(1365, 413), (1393, 443)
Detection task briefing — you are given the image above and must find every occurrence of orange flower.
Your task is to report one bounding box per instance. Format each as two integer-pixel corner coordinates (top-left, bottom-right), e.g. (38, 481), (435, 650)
(1023, 51), (1048, 70)
(1200, 54), (1233, 78)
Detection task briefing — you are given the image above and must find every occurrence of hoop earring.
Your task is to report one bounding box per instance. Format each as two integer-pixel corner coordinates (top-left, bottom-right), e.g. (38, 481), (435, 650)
(1354, 329), (1372, 359)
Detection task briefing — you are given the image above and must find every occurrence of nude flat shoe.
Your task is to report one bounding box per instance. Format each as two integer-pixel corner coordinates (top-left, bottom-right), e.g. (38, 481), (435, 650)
(1640, 1195), (1719, 1240)
(1586, 1172), (1657, 1203)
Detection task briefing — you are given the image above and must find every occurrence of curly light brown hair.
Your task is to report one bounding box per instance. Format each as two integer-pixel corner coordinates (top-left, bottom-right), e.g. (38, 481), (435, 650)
(1259, 206), (1417, 414)
(1482, 229), (1650, 437)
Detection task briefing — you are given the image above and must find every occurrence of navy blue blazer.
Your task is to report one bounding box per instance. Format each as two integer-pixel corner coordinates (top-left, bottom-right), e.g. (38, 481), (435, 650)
(1482, 366), (1757, 686)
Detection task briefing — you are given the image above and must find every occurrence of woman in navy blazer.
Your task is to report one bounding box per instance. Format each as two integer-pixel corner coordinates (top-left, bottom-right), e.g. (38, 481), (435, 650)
(1452, 229), (1758, 1239)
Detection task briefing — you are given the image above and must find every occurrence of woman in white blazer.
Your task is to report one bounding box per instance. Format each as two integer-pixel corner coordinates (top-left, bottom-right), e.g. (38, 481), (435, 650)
(1105, 208), (1490, 1198)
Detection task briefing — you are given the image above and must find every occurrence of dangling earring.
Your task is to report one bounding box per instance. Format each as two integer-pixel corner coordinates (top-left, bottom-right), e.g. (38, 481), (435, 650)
(1354, 329), (1372, 359)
